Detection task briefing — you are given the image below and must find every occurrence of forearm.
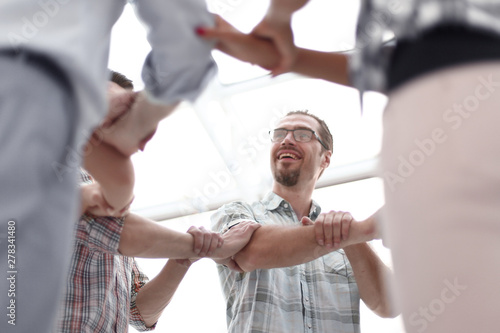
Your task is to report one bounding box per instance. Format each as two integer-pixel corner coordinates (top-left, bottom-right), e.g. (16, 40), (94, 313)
(216, 36), (351, 86)
(343, 243), (396, 318)
(135, 260), (189, 327)
(119, 213), (198, 258)
(80, 188), (89, 216)
(98, 92), (180, 157)
(266, 0), (310, 21)
(234, 219), (374, 272)
(216, 34), (280, 71)
(83, 141), (134, 211)
(292, 48), (352, 86)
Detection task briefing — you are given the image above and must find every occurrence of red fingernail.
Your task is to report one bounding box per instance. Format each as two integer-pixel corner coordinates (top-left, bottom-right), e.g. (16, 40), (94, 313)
(195, 27), (206, 36)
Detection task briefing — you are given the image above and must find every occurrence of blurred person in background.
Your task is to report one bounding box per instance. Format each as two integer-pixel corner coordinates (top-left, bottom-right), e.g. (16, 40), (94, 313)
(0, 1), (216, 331)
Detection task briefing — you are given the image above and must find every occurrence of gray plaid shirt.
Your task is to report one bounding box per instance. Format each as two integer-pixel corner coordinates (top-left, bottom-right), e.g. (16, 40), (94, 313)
(211, 192), (360, 333)
(352, 0), (500, 93)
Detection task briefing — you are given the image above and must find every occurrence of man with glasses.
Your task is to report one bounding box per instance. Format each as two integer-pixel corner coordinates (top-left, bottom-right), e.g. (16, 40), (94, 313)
(211, 111), (395, 333)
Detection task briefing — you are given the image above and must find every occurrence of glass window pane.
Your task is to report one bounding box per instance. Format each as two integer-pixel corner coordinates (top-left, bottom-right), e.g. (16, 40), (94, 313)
(130, 104), (239, 213)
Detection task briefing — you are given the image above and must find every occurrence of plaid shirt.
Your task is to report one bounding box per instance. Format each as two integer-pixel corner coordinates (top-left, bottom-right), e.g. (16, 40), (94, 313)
(57, 170), (153, 332)
(352, 0), (500, 93)
(211, 192), (360, 333)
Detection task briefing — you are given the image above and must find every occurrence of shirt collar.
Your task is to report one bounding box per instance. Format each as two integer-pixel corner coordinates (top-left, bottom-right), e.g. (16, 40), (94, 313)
(262, 192), (322, 220)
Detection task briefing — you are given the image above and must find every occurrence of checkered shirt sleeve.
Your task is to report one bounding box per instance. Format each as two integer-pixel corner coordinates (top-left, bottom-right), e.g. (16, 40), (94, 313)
(129, 260), (155, 331)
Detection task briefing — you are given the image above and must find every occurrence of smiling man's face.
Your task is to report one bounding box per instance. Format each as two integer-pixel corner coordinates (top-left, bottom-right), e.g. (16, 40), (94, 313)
(270, 114), (330, 187)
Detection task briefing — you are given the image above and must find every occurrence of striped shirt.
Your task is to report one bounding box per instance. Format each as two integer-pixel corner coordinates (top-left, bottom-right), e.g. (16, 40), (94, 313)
(57, 170), (152, 332)
(352, 0), (500, 93)
(211, 192), (360, 333)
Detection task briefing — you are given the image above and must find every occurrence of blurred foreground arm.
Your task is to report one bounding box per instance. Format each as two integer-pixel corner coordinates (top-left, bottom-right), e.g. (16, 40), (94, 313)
(199, 16), (351, 86)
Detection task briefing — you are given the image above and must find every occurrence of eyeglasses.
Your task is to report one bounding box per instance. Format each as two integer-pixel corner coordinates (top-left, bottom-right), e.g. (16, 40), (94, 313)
(269, 128), (329, 150)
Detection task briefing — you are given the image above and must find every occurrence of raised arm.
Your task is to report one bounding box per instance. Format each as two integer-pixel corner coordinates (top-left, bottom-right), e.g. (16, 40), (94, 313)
(198, 16), (352, 86)
(131, 0), (216, 104)
(252, 0), (311, 75)
(292, 48), (351, 86)
(80, 82), (136, 214)
(83, 140), (135, 214)
(266, 0), (311, 20)
(98, 91), (180, 157)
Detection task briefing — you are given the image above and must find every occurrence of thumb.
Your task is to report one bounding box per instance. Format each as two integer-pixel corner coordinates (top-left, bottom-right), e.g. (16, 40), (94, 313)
(247, 222), (261, 232)
(301, 216), (313, 226)
(226, 258), (244, 273)
(239, 222), (261, 238)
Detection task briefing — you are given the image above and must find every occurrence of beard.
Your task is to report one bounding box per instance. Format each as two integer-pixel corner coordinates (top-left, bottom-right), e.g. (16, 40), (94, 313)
(274, 168), (300, 187)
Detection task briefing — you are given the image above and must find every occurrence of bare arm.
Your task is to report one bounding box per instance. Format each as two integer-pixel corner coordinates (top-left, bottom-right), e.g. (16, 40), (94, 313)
(132, 225), (218, 328)
(233, 216), (375, 272)
(79, 182), (116, 216)
(343, 243), (396, 318)
(134, 260), (190, 328)
(83, 141), (135, 214)
(292, 48), (351, 86)
(119, 213), (260, 260)
(100, 92), (180, 157)
(82, 90), (180, 213)
(128, 221), (261, 327)
(119, 213), (213, 259)
(80, 82), (136, 214)
(134, 244), (258, 328)
(199, 16), (352, 86)
(266, 0), (311, 21)
(253, 0), (311, 75)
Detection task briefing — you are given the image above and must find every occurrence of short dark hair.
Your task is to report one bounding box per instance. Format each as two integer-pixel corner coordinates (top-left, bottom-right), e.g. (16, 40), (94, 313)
(284, 110), (333, 152)
(109, 70), (134, 90)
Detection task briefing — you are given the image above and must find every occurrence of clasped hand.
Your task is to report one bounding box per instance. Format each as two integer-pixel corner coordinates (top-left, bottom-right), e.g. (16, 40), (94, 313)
(302, 210), (354, 249)
(97, 83), (179, 157)
(180, 222), (261, 272)
(81, 182), (132, 218)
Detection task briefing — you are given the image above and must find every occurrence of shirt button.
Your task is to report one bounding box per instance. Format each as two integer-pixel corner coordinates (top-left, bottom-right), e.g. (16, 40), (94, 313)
(284, 203), (289, 208)
(305, 297), (309, 302)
